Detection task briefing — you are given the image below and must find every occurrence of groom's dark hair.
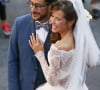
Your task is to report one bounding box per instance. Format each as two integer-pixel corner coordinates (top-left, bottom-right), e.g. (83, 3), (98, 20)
(45, 0), (57, 5)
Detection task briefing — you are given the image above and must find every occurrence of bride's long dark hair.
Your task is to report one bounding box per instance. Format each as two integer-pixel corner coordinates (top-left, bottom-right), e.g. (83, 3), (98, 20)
(50, 0), (78, 43)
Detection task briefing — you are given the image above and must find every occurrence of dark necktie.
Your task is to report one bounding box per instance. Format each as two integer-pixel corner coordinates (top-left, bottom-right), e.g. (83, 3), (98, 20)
(35, 21), (49, 31)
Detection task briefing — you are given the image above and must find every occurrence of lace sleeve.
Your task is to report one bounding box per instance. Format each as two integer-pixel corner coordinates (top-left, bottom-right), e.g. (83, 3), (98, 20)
(35, 51), (60, 86)
(47, 55), (60, 86)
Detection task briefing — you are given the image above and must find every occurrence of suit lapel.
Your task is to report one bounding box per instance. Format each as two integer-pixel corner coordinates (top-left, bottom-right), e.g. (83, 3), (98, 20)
(27, 17), (36, 36)
(27, 17), (51, 63)
(44, 30), (51, 64)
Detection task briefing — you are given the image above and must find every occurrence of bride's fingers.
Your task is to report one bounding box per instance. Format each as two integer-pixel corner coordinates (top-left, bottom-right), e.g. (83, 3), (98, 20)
(39, 40), (44, 47)
(31, 33), (36, 42)
(30, 35), (34, 46)
(30, 33), (36, 45)
(29, 40), (32, 48)
(36, 34), (40, 44)
(36, 34), (43, 46)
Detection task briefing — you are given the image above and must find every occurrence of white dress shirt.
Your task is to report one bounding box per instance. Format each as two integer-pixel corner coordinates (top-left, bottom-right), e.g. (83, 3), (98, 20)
(35, 21), (49, 43)
(36, 27), (48, 43)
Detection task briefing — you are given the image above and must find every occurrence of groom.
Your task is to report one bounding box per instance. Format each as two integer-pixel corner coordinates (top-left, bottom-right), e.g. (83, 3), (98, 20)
(8, 0), (56, 90)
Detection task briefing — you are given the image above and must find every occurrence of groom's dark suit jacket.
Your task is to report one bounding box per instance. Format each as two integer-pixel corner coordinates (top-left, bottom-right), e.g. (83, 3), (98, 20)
(8, 14), (51, 90)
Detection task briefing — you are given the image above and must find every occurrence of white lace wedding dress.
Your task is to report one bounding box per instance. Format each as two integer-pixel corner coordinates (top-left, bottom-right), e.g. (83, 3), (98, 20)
(35, 44), (88, 90)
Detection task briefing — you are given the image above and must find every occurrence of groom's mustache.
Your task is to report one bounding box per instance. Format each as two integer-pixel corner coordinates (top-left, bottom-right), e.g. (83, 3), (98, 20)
(32, 12), (40, 15)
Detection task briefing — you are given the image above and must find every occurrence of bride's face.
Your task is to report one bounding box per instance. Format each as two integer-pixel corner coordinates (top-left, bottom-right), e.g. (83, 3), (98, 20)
(50, 10), (68, 33)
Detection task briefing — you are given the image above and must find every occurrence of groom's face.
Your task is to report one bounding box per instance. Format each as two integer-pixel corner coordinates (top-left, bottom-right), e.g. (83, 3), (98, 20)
(29, 0), (49, 22)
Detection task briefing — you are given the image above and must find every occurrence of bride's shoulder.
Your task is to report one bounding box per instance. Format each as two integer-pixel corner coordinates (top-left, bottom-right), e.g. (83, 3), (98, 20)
(52, 41), (74, 52)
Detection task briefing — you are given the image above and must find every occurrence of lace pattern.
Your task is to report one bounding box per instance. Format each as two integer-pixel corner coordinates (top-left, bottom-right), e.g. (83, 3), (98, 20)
(35, 44), (74, 87)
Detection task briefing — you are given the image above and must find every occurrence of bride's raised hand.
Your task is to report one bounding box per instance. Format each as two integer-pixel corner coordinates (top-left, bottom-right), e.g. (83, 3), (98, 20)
(29, 33), (44, 54)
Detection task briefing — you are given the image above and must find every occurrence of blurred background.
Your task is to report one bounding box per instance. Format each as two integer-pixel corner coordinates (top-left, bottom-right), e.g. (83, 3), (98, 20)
(0, 0), (100, 90)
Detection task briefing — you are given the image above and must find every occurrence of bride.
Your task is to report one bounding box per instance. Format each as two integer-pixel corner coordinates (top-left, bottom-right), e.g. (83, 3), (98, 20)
(29, 0), (100, 90)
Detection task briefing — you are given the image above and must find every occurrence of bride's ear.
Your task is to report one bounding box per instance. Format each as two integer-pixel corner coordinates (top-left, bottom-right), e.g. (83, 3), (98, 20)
(69, 20), (75, 26)
(67, 20), (75, 30)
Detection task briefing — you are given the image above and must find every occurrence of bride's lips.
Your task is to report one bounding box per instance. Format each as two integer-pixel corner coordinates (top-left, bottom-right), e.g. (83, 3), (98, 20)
(52, 25), (57, 31)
